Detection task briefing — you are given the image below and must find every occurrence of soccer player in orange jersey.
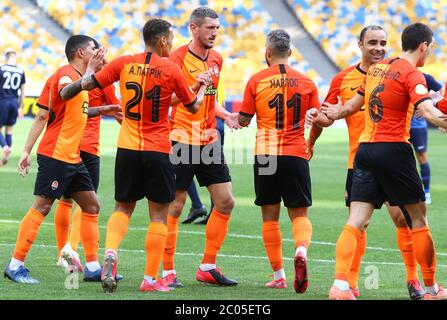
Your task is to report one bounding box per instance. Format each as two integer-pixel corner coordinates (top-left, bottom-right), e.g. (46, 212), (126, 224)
(238, 29), (327, 293)
(319, 23), (447, 300)
(310, 26), (425, 299)
(4, 35), (119, 284)
(161, 7), (239, 288)
(41, 65), (122, 278)
(60, 18), (206, 293)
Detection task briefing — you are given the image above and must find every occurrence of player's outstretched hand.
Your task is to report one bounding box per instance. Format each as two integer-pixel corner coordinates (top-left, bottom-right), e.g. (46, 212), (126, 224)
(87, 47), (107, 73)
(113, 110), (123, 124)
(438, 127), (447, 135)
(18, 151), (31, 177)
(305, 108), (319, 129)
(225, 112), (242, 130)
(101, 104), (122, 117)
(321, 97), (342, 121)
(197, 70), (212, 86)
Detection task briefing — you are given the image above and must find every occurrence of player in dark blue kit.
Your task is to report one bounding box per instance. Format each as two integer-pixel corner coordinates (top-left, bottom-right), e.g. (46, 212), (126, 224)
(410, 73), (443, 204)
(0, 50), (26, 165)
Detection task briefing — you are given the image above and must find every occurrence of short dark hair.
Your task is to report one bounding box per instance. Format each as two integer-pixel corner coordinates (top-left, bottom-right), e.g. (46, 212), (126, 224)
(5, 51), (16, 59)
(65, 35), (95, 61)
(190, 7), (218, 26)
(266, 29), (290, 57)
(359, 25), (384, 42)
(142, 18), (172, 47)
(401, 23), (433, 51)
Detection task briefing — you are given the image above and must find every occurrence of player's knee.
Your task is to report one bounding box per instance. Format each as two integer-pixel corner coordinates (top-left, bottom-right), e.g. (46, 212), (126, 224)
(170, 200), (185, 216)
(81, 200), (100, 214)
(35, 203), (52, 216)
(392, 214), (408, 228)
(216, 195), (235, 213)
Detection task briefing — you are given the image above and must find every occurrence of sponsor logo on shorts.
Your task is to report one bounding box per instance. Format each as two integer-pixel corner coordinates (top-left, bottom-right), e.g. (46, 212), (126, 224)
(51, 180), (59, 191)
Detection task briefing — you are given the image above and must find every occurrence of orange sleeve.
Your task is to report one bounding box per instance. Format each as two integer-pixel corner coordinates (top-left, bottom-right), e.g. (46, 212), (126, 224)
(102, 84), (120, 105)
(406, 70), (431, 108)
(93, 56), (127, 89)
(36, 77), (52, 110)
(240, 77), (256, 116)
(436, 82), (447, 113)
(324, 73), (342, 103)
(172, 66), (196, 108)
(57, 68), (76, 95)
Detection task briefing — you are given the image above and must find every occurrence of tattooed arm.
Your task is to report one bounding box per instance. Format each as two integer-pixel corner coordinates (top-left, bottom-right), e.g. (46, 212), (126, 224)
(60, 47), (106, 100)
(60, 73), (98, 101)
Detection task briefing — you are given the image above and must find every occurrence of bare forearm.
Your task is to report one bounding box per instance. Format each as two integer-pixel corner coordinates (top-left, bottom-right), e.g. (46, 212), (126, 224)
(238, 114), (252, 127)
(23, 115), (47, 154)
(337, 102), (358, 119)
(18, 92), (25, 109)
(422, 104), (447, 129)
(308, 125), (323, 145)
(88, 107), (101, 118)
(315, 113), (334, 127)
(215, 103), (229, 120)
(60, 73), (97, 100)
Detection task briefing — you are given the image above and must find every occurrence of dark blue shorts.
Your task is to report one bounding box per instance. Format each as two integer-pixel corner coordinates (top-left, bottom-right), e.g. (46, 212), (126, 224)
(0, 98), (19, 126)
(409, 127), (428, 153)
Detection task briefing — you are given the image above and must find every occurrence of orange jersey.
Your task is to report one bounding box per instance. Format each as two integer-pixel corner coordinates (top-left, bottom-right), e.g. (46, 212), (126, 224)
(169, 44), (222, 145)
(36, 74), (54, 111)
(436, 82), (447, 113)
(325, 63), (366, 169)
(93, 51), (197, 153)
(37, 65), (88, 164)
(240, 64), (320, 158)
(80, 85), (120, 156)
(358, 57), (430, 144)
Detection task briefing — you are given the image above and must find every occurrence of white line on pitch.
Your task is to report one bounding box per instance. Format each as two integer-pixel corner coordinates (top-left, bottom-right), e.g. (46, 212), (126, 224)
(1, 219), (447, 257)
(1, 242), (444, 267)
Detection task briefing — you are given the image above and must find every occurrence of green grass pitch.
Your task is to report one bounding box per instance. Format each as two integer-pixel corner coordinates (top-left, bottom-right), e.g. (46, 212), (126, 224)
(0, 119), (446, 300)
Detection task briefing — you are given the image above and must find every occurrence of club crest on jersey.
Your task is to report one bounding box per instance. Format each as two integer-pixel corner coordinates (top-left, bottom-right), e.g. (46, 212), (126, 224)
(51, 180), (59, 191)
(213, 64), (219, 77)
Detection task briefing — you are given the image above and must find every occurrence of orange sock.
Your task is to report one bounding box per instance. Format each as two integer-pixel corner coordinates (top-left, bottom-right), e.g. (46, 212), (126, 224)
(54, 201), (72, 256)
(80, 212), (99, 263)
(292, 216), (312, 249)
(202, 209), (230, 264)
(69, 206), (82, 252)
(145, 222), (168, 278)
(262, 221), (283, 272)
(163, 215), (179, 271)
(335, 224), (361, 281)
(105, 211), (130, 251)
(412, 226), (436, 287)
(348, 230), (366, 289)
(396, 227), (418, 282)
(13, 208), (45, 261)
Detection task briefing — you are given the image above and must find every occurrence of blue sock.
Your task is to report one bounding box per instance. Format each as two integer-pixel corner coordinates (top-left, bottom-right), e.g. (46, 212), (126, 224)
(187, 181), (203, 209)
(420, 163), (430, 193)
(5, 134), (11, 147)
(0, 133), (5, 148)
